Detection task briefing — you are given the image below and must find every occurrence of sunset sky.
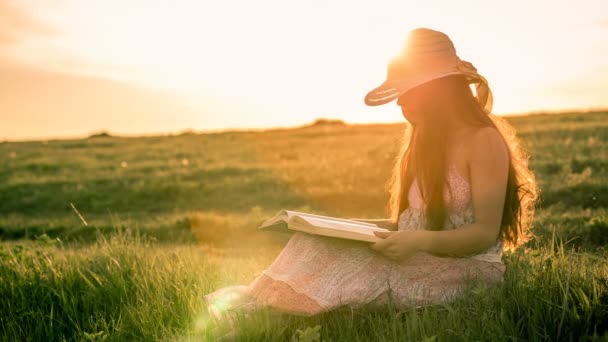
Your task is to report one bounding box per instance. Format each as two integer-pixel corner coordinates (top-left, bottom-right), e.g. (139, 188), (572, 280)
(1, 0), (607, 140)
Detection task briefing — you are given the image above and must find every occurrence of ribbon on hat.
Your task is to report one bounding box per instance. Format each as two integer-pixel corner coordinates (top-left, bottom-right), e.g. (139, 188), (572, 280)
(457, 60), (477, 72)
(456, 60), (493, 113)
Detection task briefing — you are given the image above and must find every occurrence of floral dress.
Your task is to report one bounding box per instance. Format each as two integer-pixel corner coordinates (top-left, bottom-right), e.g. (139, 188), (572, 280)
(204, 163), (505, 317)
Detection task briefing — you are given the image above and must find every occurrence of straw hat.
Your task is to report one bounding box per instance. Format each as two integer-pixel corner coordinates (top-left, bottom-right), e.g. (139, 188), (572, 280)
(364, 28), (493, 112)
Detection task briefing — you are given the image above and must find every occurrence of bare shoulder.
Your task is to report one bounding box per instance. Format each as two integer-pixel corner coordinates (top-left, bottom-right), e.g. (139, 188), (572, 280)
(466, 126), (509, 167)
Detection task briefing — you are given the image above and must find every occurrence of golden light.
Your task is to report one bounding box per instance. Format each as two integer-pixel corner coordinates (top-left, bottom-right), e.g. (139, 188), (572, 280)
(2, 0), (607, 139)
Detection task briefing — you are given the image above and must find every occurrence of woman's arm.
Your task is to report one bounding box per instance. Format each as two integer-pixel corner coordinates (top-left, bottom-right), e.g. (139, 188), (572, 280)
(419, 127), (509, 255)
(371, 127), (509, 260)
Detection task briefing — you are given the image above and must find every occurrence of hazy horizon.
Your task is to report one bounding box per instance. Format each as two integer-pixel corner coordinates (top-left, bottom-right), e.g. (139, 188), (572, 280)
(4, 109), (606, 143)
(2, 0), (607, 141)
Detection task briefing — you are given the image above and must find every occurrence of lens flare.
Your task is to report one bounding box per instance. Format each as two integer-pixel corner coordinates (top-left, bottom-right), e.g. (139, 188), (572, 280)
(204, 285), (252, 319)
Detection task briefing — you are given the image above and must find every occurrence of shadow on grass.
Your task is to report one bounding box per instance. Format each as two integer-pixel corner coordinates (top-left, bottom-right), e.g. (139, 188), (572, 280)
(0, 164), (316, 245)
(0, 167), (310, 215)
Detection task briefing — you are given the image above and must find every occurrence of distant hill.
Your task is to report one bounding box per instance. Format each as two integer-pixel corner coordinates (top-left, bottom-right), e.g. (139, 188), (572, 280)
(308, 118), (347, 127)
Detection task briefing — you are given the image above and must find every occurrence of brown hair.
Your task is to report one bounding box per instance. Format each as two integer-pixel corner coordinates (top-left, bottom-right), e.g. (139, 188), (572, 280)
(385, 75), (538, 250)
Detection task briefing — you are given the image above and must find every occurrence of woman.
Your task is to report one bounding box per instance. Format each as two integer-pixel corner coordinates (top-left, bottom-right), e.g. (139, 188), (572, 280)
(204, 27), (538, 320)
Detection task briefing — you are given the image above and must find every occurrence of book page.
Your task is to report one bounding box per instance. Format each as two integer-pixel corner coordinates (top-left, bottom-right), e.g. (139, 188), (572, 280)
(284, 210), (378, 227)
(260, 210), (288, 227)
(294, 215), (388, 235)
(290, 219), (384, 243)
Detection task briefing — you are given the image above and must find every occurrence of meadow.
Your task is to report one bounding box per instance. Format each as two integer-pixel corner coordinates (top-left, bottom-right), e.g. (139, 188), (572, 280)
(0, 111), (607, 341)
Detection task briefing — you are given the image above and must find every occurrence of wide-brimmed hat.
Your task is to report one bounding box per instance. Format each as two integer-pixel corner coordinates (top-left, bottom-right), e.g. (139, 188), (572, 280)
(364, 28), (493, 112)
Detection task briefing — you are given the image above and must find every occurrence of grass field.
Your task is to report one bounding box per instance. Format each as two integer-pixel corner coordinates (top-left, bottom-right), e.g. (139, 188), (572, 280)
(1, 111), (607, 341)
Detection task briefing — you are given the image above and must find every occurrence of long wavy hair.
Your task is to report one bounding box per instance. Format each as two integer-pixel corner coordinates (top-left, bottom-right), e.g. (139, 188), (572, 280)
(385, 75), (538, 250)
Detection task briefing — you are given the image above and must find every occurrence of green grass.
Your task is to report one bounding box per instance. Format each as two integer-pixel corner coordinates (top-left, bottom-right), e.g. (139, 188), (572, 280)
(0, 111), (607, 340)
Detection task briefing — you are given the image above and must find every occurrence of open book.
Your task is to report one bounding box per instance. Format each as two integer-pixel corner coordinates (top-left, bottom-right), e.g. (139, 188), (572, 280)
(258, 210), (391, 243)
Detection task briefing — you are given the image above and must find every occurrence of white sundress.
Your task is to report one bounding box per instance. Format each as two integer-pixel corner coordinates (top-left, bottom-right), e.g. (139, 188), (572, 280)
(204, 163), (505, 317)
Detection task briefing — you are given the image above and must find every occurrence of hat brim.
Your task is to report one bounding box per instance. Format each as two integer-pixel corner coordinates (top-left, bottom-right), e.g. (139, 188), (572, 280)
(364, 71), (485, 106)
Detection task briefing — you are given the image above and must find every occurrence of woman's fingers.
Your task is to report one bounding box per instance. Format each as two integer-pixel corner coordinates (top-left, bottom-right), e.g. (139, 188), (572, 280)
(371, 240), (387, 251)
(370, 232), (394, 251)
(370, 241), (384, 251)
(375, 244), (399, 260)
(373, 231), (393, 238)
(372, 245), (400, 261)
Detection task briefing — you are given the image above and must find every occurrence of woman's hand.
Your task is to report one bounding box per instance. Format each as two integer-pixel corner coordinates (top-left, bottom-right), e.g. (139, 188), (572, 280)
(369, 230), (425, 262)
